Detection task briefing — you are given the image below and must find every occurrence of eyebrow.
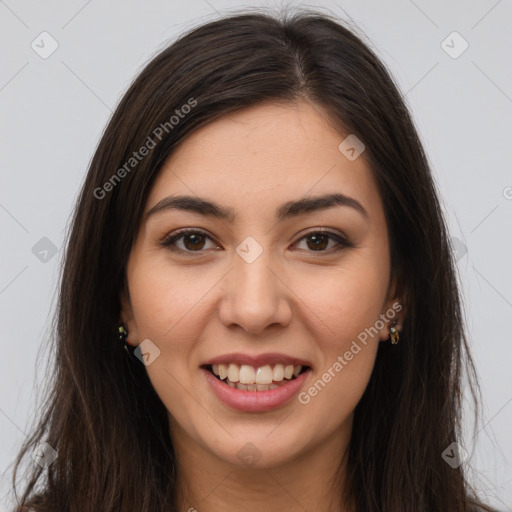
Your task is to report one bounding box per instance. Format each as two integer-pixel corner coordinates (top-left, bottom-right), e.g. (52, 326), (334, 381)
(145, 192), (369, 222)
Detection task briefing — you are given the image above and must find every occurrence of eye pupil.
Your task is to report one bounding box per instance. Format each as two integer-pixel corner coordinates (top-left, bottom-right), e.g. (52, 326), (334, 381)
(307, 234), (328, 251)
(184, 233), (205, 250)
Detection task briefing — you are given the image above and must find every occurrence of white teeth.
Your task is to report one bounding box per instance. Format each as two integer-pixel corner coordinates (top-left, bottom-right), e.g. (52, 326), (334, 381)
(209, 362), (307, 386)
(284, 365), (294, 379)
(232, 382), (281, 391)
(227, 363), (240, 383)
(239, 365), (256, 385)
(218, 363), (228, 380)
(272, 364), (284, 382)
(255, 365), (273, 384)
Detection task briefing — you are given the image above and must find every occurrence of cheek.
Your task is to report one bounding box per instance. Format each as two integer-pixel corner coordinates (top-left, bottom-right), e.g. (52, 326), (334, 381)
(292, 260), (385, 412)
(295, 260), (387, 344)
(127, 261), (211, 423)
(295, 269), (383, 430)
(129, 259), (215, 341)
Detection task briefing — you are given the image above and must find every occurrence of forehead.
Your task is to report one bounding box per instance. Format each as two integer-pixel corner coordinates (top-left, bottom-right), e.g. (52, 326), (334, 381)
(146, 101), (381, 221)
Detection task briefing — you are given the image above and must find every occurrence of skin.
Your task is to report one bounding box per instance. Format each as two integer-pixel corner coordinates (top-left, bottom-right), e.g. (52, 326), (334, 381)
(120, 101), (405, 511)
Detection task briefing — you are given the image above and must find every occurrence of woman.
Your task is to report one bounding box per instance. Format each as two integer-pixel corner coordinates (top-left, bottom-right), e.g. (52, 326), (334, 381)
(11, 8), (495, 512)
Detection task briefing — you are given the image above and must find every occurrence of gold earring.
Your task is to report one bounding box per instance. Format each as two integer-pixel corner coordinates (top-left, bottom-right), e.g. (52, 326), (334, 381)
(390, 320), (400, 345)
(118, 324), (130, 353)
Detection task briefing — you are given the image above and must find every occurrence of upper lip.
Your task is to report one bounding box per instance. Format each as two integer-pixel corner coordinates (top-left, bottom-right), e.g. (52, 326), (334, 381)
(202, 352), (312, 369)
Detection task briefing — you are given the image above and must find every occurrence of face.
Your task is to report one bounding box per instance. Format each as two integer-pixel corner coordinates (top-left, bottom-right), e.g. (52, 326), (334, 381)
(120, 101), (404, 470)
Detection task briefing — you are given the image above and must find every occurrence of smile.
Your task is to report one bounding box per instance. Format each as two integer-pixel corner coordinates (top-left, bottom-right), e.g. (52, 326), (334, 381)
(206, 363), (307, 391)
(202, 363), (312, 412)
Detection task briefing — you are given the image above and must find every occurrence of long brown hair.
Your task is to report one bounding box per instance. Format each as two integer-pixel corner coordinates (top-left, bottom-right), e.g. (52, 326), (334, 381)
(9, 7), (494, 511)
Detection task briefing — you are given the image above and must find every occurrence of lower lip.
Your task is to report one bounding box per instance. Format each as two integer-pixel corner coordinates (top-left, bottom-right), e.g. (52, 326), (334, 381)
(202, 367), (311, 412)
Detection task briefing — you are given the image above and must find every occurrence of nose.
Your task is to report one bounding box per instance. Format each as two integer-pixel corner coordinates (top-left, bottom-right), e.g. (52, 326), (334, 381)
(218, 247), (292, 334)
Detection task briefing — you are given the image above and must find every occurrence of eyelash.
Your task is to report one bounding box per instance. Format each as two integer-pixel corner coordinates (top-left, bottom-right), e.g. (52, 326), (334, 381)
(159, 228), (354, 255)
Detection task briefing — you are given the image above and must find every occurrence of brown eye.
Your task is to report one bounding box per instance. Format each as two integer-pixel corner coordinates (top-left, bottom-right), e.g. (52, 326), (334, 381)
(160, 228), (353, 256)
(294, 230), (353, 253)
(182, 233), (206, 250)
(305, 233), (329, 251)
(160, 229), (218, 253)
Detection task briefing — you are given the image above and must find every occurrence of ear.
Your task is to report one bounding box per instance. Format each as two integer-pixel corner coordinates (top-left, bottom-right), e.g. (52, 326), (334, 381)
(378, 275), (407, 342)
(119, 280), (138, 347)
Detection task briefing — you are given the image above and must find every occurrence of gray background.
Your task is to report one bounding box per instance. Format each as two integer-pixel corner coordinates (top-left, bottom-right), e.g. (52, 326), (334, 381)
(0, 0), (511, 509)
